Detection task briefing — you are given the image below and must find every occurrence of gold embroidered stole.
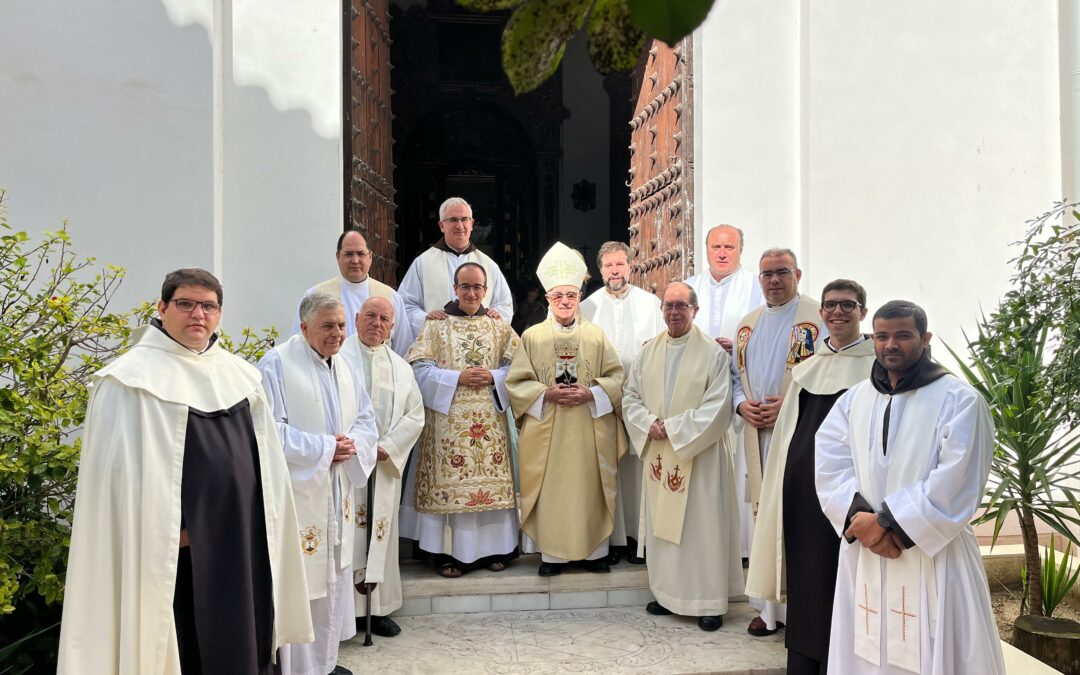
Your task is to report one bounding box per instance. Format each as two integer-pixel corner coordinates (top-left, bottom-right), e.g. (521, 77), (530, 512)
(640, 329), (713, 544)
(410, 315), (518, 513)
(735, 294), (822, 512)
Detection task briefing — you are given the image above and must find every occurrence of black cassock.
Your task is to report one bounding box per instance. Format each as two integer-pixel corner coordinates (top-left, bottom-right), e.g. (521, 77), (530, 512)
(173, 400), (278, 675)
(781, 388), (846, 668)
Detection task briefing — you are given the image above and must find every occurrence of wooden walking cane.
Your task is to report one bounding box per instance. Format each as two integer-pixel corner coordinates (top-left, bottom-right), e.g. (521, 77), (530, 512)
(362, 468), (376, 646)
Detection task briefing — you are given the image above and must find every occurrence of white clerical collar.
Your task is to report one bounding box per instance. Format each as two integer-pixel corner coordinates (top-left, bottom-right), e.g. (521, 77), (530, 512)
(708, 265), (742, 288)
(765, 295), (799, 313)
(825, 334), (868, 353)
(666, 330), (692, 344)
(553, 318), (577, 331)
(359, 340), (383, 354)
(340, 276), (369, 290)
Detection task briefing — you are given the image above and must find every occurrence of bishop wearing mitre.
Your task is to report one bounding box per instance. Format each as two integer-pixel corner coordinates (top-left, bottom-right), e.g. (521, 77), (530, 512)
(508, 242), (626, 576)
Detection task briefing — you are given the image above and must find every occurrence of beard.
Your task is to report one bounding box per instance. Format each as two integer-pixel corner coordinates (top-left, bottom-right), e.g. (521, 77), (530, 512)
(605, 277), (627, 293)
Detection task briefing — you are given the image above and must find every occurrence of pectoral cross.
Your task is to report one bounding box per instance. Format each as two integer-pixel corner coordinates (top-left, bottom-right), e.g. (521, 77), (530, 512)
(858, 583), (879, 635)
(890, 586), (917, 641)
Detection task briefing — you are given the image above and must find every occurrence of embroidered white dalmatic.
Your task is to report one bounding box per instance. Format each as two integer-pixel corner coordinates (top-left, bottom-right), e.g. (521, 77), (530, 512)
(259, 336), (378, 675)
(815, 376), (1005, 674)
(340, 338), (424, 616)
(581, 284), (663, 544)
(687, 266), (764, 558)
(622, 327), (743, 616)
(398, 247), (514, 336)
(293, 276), (414, 357)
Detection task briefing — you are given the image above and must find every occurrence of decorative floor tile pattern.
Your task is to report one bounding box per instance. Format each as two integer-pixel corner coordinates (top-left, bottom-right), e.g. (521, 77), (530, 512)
(339, 604), (786, 674)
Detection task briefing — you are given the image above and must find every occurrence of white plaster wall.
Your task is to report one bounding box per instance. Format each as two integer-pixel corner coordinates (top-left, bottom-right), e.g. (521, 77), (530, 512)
(692, 0), (803, 276)
(0, 0), (215, 315)
(560, 37), (611, 273)
(694, 0), (1063, 367)
(221, 0), (342, 335)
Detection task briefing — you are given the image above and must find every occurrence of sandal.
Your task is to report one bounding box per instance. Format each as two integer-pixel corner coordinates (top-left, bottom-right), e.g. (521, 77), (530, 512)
(487, 560), (508, 572)
(437, 562), (463, 578)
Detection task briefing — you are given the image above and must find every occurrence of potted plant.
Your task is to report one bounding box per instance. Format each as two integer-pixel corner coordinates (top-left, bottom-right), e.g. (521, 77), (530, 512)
(946, 201), (1080, 671)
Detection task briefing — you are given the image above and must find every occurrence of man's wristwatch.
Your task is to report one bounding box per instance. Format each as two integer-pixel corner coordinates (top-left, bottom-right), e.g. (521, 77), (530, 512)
(876, 510), (895, 532)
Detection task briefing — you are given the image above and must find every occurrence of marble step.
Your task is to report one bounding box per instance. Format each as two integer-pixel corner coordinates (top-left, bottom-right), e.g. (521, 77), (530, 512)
(397, 553), (661, 616)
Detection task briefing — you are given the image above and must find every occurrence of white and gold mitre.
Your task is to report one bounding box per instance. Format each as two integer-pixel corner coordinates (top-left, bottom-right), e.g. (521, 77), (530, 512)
(536, 242), (587, 291)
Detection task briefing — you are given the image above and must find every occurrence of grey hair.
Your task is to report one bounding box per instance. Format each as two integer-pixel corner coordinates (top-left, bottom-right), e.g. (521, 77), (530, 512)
(299, 292), (343, 323)
(760, 247), (799, 269)
(595, 241), (632, 268)
(439, 196), (472, 220)
(706, 224), (745, 251)
(663, 281), (699, 307)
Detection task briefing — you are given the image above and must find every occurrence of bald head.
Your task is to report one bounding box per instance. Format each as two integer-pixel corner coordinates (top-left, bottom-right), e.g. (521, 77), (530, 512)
(356, 296), (395, 347)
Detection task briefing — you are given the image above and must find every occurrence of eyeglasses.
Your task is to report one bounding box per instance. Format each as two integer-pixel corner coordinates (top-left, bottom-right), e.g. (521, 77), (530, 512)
(759, 268), (795, 281)
(441, 216), (473, 225)
(170, 298), (221, 314)
(822, 300), (862, 313)
(455, 283), (487, 294)
(662, 302), (695, 312)
(547, 292), (580, 302)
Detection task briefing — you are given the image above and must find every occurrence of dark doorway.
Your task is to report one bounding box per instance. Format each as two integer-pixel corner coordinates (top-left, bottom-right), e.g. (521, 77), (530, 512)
(390, 0), (568, 288)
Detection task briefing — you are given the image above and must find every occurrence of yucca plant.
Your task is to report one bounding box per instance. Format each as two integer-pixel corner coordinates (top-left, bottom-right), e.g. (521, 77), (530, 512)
(946, 201), (1080, 618)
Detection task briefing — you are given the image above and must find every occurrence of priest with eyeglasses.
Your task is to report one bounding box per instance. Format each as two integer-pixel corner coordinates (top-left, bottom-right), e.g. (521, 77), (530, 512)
(622, 282), (743, 631)
(747, 279), (876, 673)
(507, 243), (626, 577)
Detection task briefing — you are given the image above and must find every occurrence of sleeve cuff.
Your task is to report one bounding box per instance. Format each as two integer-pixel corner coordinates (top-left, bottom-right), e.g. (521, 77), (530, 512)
(843, 491), (875, 543)
(880, 500), (916, 549)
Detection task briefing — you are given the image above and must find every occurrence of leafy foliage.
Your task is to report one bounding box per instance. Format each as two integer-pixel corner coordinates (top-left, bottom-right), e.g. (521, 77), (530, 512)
(0, 192), (276, 669)
(1041, 535), (1080, 617)
(626, 0), (715, 45)
(457, 0), (709, 94)
(946, 201), (1080, 617)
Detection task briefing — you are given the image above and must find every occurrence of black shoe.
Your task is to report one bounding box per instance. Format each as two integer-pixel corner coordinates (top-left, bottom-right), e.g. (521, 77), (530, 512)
(742, 557), (749, 569)
(538, 562), (564, 577)
(698, 615), (723, 631)
(583, 559), (610, 573)
(606, 549), (623, 565)
(329, 667), (353, 675)
(646, 601), (672, 616)
(625, 553), (646, 565)
(370, 615), (400, 637)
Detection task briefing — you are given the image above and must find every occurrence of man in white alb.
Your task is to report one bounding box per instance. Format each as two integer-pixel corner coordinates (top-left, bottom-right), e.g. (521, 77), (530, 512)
(580, 240), (662, 564)
(815, 300), (1004, 674)
(397, 197), (514, 337)
(684, 224), (764, 562)
(623, 282), (743, 631)
(294, 229), (413, 356)
(733, 247), (826, 637)
(259, 292), (380, 675)
(342, 297), (425, 639)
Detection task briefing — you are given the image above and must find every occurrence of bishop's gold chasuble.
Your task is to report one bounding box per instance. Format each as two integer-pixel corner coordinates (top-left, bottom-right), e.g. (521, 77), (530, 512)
(408, 314), (520, 514)
(508, 318), (626, 561)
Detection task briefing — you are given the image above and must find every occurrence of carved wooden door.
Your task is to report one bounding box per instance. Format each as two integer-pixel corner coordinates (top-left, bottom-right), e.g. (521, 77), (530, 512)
(627, 38), (694, 294)
(345, 0), (397, 283)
